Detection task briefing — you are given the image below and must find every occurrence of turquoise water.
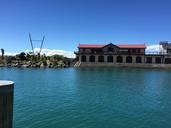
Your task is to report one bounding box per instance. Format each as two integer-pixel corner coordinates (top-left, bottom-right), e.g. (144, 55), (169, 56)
(0, 67), (171, 128)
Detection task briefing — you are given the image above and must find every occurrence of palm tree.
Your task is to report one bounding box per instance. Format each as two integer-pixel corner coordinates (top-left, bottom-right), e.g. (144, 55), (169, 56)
(1, 48), (4, 59)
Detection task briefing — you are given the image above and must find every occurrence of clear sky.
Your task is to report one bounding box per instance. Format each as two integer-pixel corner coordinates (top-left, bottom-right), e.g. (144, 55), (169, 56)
(0, 0), (171, 53)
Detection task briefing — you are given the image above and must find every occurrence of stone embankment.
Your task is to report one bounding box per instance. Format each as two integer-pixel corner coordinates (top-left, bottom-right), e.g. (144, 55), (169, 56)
(78, 62), (171, 69)
(0, 61), (71, 68)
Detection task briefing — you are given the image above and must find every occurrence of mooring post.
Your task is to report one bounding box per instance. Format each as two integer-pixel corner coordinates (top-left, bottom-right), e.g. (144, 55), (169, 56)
(0, 81), (14, 128)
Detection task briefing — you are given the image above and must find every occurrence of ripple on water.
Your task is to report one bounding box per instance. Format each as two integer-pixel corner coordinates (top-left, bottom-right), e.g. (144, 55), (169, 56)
(0, 68), (171, 128)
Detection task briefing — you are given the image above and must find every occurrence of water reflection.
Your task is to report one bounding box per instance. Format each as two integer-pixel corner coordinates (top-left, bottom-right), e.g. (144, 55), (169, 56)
(0, 67), (171, 128)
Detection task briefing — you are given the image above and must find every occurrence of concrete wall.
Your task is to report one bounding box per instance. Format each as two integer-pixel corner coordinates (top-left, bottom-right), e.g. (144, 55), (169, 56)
(79, 62), (171, 68)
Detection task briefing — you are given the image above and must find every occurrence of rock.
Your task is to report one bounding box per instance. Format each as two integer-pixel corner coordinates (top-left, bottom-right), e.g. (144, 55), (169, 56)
(21, 65), (29, 68)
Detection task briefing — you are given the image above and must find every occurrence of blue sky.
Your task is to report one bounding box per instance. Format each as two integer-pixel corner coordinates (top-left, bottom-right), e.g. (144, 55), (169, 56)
(0, 0), (171, 54)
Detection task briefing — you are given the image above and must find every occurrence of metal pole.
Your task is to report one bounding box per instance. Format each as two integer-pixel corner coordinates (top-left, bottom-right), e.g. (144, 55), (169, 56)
(39, 36), (45, 55)
(0, 80), (14, 128)
(29, 33), (35, 55)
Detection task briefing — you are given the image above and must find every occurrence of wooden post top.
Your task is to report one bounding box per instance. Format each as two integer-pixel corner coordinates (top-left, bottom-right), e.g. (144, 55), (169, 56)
(0, 80), (14, 86)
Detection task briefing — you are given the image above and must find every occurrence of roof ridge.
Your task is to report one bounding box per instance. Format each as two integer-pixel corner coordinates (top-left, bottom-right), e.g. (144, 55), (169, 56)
(78, 43), (146, 48)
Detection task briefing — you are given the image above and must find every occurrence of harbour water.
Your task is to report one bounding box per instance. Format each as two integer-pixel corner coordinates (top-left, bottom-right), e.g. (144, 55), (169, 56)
(0, 67), (171, 128)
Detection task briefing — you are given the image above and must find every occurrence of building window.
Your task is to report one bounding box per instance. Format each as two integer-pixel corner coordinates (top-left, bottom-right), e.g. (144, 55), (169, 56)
(117, 56), (123, 63)
(155, 57), (161, 64)
(126, 56), (132, 63)
(132, 49), (136, 53)
(128, 49), (130, 53)
(146, 57), (152, 63)
(107, 56), (113, 62)
(98, 56), (104, 62)
(89, 55), (95, 62)
(165, 58), (171, 64)
(137, 49), (141, 54)
(107, 47), (114, 52)
(136, 56), (142, 63)
(81, 55), (86, 62)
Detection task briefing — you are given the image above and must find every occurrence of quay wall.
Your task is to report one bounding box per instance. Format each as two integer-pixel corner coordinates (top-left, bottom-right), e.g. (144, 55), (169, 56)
(79, 62), (171, 69)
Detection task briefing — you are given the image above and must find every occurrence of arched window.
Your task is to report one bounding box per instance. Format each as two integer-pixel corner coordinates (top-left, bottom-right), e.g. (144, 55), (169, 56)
(89, 55), (95, 62)
(146, 57), (152, 63)
(107, 56), (113, 62)
(117, 56), (123, 63)
(98, 56), (104, 62)
(155, 57), (161, 64)
(81, 55), (86, 62)
(136, 56), (142, 63)
(165, 58), (171, 64)
(107, 47), (114, 52)
(126, 56), (132, 63)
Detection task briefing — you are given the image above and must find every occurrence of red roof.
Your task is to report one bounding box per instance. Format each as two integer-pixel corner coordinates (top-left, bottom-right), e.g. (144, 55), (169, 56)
(78, 43), (146, 49)
(78, 44), (105, 48)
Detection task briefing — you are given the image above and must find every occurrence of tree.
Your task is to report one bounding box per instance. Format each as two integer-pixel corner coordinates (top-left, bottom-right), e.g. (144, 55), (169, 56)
(18, 52), (26, 60)
(52, 54), (64, 61)
(1, 48), (4, 59)
(26, 53), (31, 60)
